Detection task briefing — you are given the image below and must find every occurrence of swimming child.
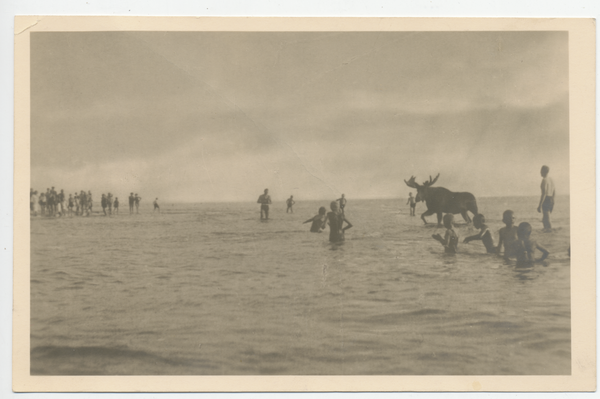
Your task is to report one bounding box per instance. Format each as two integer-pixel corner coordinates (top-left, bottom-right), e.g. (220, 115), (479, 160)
(286, 195), (295, 213)
(407, 192), (416, 216)
(303, 206), (327, 232)
(463, 214), (495, 253)
(327, 201), (352, 242)
(510, 222), (549, 267)
(496, 210), (519, 259)
(432, 213), (459, 254)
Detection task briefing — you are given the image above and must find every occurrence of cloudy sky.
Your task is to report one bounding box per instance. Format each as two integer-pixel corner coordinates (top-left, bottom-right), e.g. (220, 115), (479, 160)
(31, 31), (569, 202)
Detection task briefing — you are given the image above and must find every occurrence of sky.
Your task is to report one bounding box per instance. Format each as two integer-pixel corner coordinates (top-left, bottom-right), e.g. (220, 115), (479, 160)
(30, 31), (569, 202)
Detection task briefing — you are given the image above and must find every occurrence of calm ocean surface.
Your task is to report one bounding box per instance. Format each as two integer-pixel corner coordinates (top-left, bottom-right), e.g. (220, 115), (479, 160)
(30, 196), (571, 375)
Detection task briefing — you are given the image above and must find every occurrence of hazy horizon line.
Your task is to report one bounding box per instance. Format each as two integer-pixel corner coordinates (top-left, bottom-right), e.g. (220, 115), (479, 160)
(150, 193), (568, 205)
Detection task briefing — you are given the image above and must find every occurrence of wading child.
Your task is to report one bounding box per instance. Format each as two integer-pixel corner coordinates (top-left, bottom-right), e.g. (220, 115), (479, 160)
(463, 214), (495, 253)
(432, 214), (459, 254)
(114, 197), (119, 214)
(511, 222), (549, 267)
(303, 207), (327, 232)
(496, 210), (519, 259)
(327, 201), (352, 242)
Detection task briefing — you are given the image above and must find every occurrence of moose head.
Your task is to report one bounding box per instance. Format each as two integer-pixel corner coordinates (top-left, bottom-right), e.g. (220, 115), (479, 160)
(404, 174), (440, 202)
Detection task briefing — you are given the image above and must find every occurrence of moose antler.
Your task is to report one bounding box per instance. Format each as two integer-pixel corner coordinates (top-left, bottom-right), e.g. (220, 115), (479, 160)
(422, 173), (440, 187)
(404, 176), (420, 189)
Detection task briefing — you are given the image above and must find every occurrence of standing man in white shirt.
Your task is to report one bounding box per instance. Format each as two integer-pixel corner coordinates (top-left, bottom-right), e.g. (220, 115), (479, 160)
(537, 165), (556, 231)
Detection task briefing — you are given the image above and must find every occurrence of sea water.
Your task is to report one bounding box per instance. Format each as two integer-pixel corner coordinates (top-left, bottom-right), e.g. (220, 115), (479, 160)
(30, 196), (571, 375)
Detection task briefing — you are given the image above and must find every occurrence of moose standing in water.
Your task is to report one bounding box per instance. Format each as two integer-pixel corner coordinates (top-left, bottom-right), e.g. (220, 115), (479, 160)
(404, 174), (478, 226)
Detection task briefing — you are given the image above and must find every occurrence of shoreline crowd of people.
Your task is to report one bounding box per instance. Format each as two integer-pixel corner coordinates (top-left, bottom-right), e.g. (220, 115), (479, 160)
(30, 188), (148, 217)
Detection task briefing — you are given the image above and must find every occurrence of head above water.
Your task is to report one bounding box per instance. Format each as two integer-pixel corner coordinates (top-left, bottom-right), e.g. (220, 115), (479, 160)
(318, 206), (327, 215)
(502, 210), (515, 225)
(517, 222), (532, 239)
(473, 214), (486, 227)
(330, 201), (339, 211)
(264, 189), (269, 194)
(443, 213), (454, 229)
(541, 165), (550, 177)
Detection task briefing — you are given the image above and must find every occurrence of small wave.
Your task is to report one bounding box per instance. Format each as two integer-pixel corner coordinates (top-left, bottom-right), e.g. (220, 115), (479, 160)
(30, 345), (198, 375)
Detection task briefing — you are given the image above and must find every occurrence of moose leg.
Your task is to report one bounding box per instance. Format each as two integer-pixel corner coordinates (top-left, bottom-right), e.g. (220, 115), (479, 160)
(460, 210), (472, 224)
(420, 209), (435, 224)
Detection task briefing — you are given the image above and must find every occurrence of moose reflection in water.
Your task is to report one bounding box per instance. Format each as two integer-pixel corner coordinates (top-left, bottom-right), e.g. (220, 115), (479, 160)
(404, 174), (479, 226)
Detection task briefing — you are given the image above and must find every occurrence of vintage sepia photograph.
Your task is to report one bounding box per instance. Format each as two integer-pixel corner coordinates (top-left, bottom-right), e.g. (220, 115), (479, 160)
(13, 17), (595, 392)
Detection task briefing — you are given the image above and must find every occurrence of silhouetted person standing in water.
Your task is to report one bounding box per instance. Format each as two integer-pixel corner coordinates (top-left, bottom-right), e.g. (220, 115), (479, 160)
(153, 198), (160, 213)
(537, 165), (555, 231)
(407, 192), (416, 216)
(336, 194), (347, 214)
(286, 195), (295, 213)
(327, 201), (352, 242)
(129, 193), (135, 214)
(257, 189), (272, 220)
(135, 194), (142, 214)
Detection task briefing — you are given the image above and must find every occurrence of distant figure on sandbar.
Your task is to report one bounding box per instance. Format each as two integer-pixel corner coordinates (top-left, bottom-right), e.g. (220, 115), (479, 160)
(511, 222), (549, 267)
(336, 194), (347, 214)
(129, 192), (135, 214)
(303, 206), (327, 232)
(537, 165), (555, 231)
(327, 201), (352, 242)
(153, 198), (160, 213)
(496, 210), (518, 259)
(67, 194), (74, 216)
(135, 194), (142, 214)
(87, 191), (93, 216)
(463, 214), (495, 253)
(257, 189), (272, 220)
(286, 195), (295, 213)
(107, 193), (113, 215)
(432, 214), (458, 254)
(113, 197), (119, 214)
(30, 190), (38, 216)
(407, 192), (416, 216)
(101, 194), (108, 216)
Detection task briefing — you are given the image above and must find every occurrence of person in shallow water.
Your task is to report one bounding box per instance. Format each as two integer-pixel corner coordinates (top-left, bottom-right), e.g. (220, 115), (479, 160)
(153, 198), (160, 213)
(463, 213), (495, 253)
(129, 192), (135, 214)
(432, 213), (459, 254)
(537, 165), (555, 231)
(510, 222), (549, 267)
(327, 201), (352, 242)
(257, 188), (272, 220)
(303, 206), (327, 232)
(407, 192), (416, 216)
(286, 195), (295, 213)
(496, 209), (519, 259)
(336, 194), (347, 214)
